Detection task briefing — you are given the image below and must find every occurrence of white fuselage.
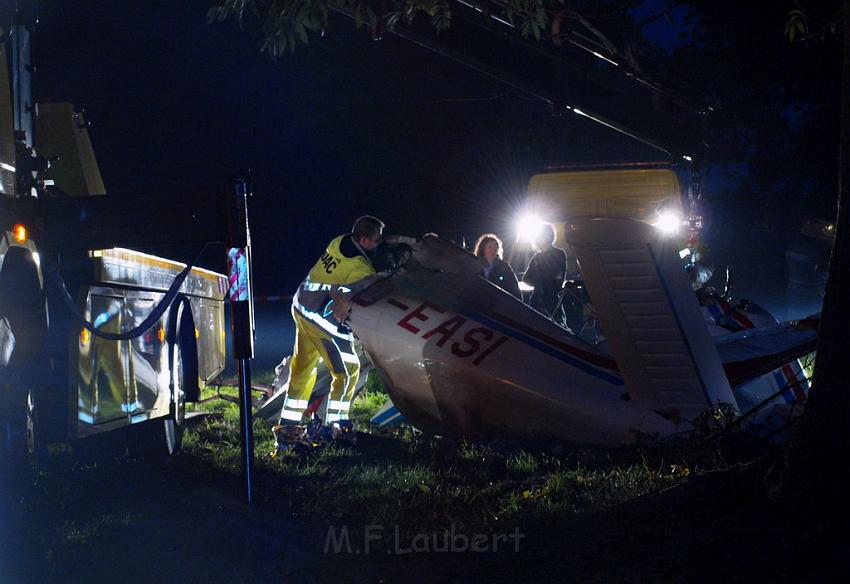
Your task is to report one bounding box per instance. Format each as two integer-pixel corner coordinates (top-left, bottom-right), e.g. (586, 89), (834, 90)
(350, 269), (685, 444)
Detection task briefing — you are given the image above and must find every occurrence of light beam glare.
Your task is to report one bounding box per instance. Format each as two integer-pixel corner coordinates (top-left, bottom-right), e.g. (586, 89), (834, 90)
(653, 212), (683, 236)
(516, 214), (545, 243)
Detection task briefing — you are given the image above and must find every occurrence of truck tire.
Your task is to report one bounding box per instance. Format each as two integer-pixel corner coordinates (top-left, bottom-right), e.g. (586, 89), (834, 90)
(0, 371), (46, 480)
(0, 383), (28, 474)
(0, 249), (48, 483)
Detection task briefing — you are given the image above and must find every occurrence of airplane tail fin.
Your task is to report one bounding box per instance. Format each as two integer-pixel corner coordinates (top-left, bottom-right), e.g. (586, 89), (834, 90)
(565, 217), (738, 421)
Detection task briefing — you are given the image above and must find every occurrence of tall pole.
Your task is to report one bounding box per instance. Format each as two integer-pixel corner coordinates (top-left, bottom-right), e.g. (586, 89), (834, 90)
(227, 177), (255, 504)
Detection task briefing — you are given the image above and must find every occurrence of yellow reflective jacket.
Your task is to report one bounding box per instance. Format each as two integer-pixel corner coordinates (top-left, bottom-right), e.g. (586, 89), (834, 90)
(295, 235), (375, 320)
(306, 235), (375, 285)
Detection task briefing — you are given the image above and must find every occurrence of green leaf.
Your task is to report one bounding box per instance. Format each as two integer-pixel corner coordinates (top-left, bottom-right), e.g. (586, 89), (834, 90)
(206, 6), (222, 24)
(386, 12), (401, 30)
(296, 4), (310, 25)
(275, 34), (286, 57)
(295, 22), (308, 43)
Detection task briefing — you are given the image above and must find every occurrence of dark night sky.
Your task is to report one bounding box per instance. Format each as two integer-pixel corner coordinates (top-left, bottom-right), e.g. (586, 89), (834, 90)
(31, 0), (659, 298)
(28, 1), (842, 341)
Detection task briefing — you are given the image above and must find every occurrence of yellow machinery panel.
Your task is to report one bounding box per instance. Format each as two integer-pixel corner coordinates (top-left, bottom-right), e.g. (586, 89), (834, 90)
(526, 168), (684, 247)
(35, 102), (107, 196)
(527, 168), (684, 223)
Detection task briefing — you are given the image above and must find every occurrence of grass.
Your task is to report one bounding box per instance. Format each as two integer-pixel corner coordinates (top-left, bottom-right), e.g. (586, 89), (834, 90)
(348, 370), (390, 422)
(181, 383), (712, 536)
(2, 373), (813, 583)
(506, 450), (539, 475)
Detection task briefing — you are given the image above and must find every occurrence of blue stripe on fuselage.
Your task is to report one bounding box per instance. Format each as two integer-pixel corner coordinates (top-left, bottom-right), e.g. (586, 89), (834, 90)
(772, 370), (795, 404)
(456, 308), (624, 386)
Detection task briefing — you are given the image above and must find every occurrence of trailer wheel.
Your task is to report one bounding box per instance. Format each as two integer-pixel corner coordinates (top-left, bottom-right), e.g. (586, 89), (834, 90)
(163, 343), (187, 455)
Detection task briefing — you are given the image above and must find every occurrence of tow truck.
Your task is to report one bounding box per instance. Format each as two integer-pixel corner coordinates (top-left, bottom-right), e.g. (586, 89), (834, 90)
(0, 7), (252, 478)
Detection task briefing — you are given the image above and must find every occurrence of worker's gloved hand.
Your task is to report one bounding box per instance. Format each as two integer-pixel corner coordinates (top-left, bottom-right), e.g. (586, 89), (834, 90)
(329, 287), (353, 323)
(372, 242), (412, 273)
(336, 322), (352, 335)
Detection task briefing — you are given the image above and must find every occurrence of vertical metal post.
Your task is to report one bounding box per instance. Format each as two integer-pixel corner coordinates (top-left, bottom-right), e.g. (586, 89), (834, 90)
(227, 178), (255, 504)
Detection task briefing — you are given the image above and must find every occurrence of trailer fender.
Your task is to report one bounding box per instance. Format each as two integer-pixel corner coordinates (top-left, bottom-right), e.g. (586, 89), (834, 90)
(166, 295), (200, 403)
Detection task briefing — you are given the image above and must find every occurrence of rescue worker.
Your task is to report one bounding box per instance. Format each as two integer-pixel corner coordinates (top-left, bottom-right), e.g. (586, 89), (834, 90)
(473, 233), (521, 299)
(274, 215), (384, 448)
(677, 198), (715, 291)
(682, 231), (714, 291)
(523, 223), (568, 322)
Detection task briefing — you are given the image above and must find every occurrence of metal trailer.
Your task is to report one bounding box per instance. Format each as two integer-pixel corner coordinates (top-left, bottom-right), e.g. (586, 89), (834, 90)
(0, 8), (245, 479)
(0, 235), (228, 455)
(73, 249), (227, 443)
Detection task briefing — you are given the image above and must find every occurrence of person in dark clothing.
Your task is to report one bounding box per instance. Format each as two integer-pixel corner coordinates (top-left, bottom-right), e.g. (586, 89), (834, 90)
(473, 233), (521, 299)
(523, 223), (568, 321)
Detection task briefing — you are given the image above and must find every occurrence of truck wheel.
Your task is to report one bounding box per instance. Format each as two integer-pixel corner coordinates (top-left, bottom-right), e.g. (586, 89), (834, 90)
(0, 384), (44, 482)
(1, 318), (47, 481)
(0, 249), (49, 480)
(0, 386), (27, 468)
(163, 344), (187, 455)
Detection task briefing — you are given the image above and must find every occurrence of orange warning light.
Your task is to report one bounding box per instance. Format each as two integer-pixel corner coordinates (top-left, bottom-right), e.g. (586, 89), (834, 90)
(11, 224), (27, 243)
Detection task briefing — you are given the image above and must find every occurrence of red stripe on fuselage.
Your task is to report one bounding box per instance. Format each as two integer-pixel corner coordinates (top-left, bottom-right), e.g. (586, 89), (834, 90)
(781, 363), (806, 400)
(363, 291), (619, 374)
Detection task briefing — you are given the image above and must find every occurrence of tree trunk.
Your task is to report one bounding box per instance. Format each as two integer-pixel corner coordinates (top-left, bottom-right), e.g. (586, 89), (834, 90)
(772, 0), (850, 502)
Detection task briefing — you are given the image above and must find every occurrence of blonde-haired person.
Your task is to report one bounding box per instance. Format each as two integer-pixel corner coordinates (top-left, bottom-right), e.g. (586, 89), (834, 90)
(474, 233), (521, 299)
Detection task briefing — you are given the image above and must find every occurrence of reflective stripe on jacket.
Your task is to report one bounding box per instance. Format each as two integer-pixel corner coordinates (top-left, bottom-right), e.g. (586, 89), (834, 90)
(293, 234), (376, 328)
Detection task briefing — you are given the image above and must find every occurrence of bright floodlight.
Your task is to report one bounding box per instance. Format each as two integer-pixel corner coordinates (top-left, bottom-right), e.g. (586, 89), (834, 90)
(516, 214), (544, 243)
(653, 212), (682, 235)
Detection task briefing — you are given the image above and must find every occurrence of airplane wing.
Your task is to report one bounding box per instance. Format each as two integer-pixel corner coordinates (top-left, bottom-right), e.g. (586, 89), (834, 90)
(411, 234), (487, 275)
(716, 318), (818, 387)
(565, 217), (738, 419)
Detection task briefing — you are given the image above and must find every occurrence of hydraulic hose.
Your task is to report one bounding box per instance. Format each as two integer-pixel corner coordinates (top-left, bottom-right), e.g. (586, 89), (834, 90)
(48, 244), (209, 341)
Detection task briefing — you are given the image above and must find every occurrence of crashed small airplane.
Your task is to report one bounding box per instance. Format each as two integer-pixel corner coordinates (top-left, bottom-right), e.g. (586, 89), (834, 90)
(342, 225), (815, 445)
(262, 168), (815, 446)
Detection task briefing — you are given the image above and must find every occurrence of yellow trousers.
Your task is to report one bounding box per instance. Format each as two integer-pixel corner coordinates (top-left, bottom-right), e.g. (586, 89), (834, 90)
(279, 306), (360, 424)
